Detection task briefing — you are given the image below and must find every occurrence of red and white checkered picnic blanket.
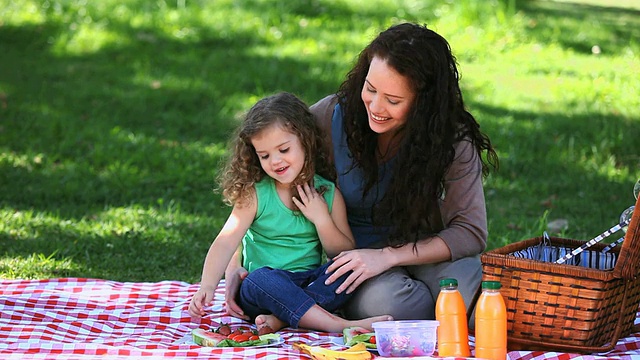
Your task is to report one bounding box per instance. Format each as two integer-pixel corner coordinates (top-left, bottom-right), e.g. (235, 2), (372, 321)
(2, 278), (640, 359)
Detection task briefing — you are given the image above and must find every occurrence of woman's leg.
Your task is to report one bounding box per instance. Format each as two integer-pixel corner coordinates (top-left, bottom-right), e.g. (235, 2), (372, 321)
(340, 255), (482, 321)
(408, 255), (482, 313)
(340, 267), (433, 320)
(408, 254), (482, 327)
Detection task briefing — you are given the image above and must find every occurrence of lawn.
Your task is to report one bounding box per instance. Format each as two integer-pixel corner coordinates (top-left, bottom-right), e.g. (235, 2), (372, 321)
(1, 0), (639, 282)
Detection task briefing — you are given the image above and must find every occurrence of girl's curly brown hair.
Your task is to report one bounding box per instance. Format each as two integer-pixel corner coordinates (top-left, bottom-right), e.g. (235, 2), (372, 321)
(218, 92), (336, 207)
(338, 23), (499, 247)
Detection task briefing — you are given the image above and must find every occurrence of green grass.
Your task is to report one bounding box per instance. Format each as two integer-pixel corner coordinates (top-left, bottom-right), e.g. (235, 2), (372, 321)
(1, 0), (639, 282)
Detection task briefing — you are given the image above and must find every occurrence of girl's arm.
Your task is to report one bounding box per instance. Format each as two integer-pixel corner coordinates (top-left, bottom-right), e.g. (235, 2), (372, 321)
(320, 189), (355, 256)
(292, 183), (355, 258)
(188, 197), (256, 318)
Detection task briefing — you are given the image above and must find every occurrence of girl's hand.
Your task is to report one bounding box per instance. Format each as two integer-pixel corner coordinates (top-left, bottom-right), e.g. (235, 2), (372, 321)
(325, 248), (390, 294)
(224, 267), (250, 320)
(188, 285), (216, 318)
(292, 183), (331, 225)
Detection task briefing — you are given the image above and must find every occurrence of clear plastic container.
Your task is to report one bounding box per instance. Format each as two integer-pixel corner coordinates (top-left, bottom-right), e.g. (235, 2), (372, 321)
(371, 320), (439, 357)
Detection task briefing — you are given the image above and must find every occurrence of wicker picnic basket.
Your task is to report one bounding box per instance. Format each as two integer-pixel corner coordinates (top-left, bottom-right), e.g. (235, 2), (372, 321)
(480, 194), (640, 353)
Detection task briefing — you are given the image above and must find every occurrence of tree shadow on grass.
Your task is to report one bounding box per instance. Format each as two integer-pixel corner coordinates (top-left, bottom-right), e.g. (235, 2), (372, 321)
(0, 18), (337, 214)
(515, 0), (640, 55)
(467, 97), (639, 246)
(0, 212), (217, 282)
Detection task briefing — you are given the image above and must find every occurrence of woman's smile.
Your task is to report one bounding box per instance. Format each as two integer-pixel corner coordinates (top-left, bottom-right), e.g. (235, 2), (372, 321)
(370, 113), (391, 123)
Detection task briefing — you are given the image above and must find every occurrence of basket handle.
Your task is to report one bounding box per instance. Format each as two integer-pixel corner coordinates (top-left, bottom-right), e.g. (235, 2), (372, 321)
(614, 194), (640, 280)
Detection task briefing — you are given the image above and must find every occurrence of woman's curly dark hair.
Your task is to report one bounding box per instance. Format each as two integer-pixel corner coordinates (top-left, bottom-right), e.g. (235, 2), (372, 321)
(218, 92), (336, 208)
(338, 23), (499, 247)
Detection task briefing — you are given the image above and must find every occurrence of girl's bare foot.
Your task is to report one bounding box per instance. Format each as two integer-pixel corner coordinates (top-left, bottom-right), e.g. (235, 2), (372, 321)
(349, 315), (393, 331)
(255, 314), (287, 334)
(298, 304), (393, 333)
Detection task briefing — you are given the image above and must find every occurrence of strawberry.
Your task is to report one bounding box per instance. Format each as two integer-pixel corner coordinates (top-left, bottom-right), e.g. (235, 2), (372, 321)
(214, 323), (232, 336)
(257, 325), (274, 335)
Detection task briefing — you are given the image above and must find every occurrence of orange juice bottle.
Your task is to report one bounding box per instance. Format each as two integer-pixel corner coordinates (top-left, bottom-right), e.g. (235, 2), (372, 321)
(474, 280), (507, 360)
(435, 278), (470, 357)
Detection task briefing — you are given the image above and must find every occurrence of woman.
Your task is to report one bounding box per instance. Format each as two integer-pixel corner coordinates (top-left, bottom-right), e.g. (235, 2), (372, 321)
(225, 22), (498, 322)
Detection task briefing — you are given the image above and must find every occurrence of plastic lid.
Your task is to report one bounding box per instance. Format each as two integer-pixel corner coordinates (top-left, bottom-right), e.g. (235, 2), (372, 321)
(439, 278), (458, 287)
(482, 281), (501, 290)
(372, 320), (439, 329)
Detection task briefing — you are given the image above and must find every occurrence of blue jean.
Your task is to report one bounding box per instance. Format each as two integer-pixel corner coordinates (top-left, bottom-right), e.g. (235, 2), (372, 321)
(237, 261), (351, 328)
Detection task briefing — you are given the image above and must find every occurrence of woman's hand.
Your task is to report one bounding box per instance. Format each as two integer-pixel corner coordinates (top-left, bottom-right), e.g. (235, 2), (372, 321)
(325, 248), (391, 294)
(224, 266), (250, 320)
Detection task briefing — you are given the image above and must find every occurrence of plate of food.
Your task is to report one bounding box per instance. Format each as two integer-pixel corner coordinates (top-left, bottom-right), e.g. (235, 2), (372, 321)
(331, 327), (377, 351)
(192, 324), (284, 348)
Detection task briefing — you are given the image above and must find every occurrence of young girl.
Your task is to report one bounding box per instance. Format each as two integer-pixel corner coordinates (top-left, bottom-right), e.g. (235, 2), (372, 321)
(188, 92), (391, 333)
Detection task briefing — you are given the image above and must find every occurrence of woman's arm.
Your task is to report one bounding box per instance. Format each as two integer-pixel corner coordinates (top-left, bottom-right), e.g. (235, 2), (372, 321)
(436, 139), (488, 259)
(325, 235), (451, 294)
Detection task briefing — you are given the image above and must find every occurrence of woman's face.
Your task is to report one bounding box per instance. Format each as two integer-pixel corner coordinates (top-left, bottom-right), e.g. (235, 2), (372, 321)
(361, 56), (415, 136)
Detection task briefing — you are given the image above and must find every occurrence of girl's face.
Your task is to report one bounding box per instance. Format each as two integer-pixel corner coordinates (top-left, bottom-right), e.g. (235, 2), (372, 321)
(251, 123), (305, 187)
(361, 56), (415, 136)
